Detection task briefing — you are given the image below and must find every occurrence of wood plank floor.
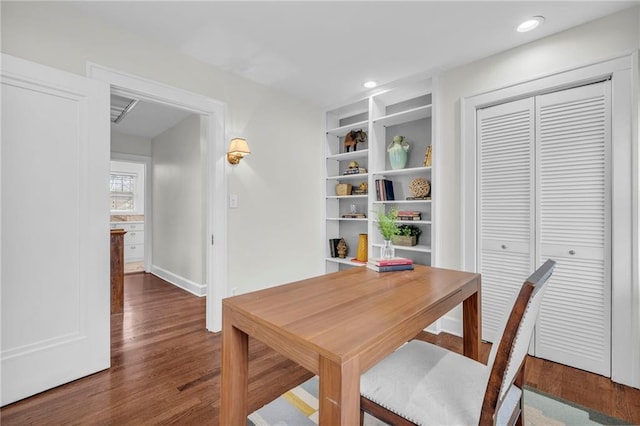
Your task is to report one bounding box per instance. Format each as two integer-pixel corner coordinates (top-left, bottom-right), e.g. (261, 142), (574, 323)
(2, 273), (639, 425)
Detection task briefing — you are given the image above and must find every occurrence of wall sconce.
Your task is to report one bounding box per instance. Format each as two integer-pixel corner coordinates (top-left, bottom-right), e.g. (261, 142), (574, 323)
(227, 138), (251, 165)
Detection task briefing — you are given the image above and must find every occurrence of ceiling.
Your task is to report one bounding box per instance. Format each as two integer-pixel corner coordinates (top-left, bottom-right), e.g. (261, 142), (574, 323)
(73, 1), (639, 138)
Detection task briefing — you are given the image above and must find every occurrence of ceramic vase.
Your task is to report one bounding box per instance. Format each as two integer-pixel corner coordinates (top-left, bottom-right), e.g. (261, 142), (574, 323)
(356, 234), (368, 262)
(388, 139), (409, 169)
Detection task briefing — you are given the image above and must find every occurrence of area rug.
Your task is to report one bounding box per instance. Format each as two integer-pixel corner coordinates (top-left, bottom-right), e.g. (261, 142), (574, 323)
(248, 376), (629, 426)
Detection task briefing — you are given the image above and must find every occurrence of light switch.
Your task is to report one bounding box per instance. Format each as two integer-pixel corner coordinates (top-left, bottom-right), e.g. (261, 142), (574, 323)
(229, 194), (238, 208)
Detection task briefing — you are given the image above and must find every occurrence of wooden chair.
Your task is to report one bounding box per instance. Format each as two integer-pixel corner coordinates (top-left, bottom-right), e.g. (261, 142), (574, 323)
(360, 259), (556, 426)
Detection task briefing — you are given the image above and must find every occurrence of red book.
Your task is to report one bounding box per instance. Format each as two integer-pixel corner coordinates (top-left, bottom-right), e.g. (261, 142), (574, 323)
(369, 257), (413, 266)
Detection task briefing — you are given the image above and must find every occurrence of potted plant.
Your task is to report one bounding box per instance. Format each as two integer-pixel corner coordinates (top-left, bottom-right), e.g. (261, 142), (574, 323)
(377, 208), (399, 259)
(392, 224), (421, 246)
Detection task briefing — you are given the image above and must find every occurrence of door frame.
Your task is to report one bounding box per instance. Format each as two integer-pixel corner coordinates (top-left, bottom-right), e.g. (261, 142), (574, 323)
(87, 63), (227, 332)
(460, 53), (638, 387)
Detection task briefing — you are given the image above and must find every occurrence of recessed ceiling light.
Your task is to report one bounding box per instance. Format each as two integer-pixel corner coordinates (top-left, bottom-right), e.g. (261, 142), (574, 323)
(517, 16), (545, 33)
(363, 81), (377, 89)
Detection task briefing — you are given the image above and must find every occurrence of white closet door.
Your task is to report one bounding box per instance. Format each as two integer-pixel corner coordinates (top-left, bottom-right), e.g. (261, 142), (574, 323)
(477, 98), (535, 342)
(535, 81), (611, 376)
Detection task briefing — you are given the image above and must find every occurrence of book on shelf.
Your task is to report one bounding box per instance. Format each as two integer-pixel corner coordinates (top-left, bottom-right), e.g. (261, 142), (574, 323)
(397, 210), (421, 216)
(406, 196), (431, 201)
(367, 263), (415, 272)
(329, 238), (341, 258)
(369, 257), (413, 266)
(399, 216), (421, 221)
(375, 179), (395, 201)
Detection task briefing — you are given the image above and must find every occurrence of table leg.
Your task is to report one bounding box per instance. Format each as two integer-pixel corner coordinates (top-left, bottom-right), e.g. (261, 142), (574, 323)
(318, 356), (360, 425)
(220, 306), (248, 426)
(462, 277), (482, 361)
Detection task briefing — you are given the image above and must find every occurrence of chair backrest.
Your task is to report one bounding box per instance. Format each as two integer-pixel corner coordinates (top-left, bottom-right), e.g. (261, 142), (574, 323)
(479, 259), (556, 425)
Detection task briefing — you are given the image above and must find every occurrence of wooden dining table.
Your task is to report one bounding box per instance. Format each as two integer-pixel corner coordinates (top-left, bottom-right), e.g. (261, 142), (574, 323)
(220, 264), (481, 426)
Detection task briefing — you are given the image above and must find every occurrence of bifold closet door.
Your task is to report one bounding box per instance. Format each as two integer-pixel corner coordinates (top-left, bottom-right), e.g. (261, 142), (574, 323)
(535, 81), (611, 376)
(477, 98), (535, 342)
(477, 81), (611, 376)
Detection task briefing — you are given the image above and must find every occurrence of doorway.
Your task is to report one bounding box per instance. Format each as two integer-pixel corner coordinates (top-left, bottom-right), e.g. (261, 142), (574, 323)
(89, 63), (227, 332)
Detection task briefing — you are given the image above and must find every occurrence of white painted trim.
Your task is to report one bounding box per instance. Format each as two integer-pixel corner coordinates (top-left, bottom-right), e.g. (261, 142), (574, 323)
(150, 265), (206, 297)
(87, 62), (227, 332)
(460, 53), (638, 388)
(110, 153), (153, 273)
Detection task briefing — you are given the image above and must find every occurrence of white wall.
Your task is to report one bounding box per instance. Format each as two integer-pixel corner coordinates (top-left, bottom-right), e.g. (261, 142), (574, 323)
(152, 114), (205, 287)
(1, 2), (325, 295)
(111, 130), (152, 157)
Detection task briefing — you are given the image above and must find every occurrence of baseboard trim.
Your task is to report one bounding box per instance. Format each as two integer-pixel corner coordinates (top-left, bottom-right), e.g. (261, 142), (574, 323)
(150, 265), (206, 297)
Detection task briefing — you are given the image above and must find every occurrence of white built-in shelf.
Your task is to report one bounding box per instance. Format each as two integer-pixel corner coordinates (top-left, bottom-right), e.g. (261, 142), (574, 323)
(327, 217), (368, 222)
(371, 219), (432, 225)
(373, 105), (432, 128)
(372, 243), (432, 253)
(372, 166), (431, 177)
(326, 149), (369, 161)
(325, 257), (367, 267)
(327, 195), (368, 200)
(327, 173), (369, 181)
(326, 120), (369, 137)
(372, 199), (432, 204)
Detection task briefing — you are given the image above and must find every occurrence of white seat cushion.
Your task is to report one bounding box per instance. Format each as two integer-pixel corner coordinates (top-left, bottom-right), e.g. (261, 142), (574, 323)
(361, 341), (490, 425)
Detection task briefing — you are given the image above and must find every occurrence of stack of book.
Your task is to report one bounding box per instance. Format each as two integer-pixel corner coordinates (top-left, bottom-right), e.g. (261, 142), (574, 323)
(344, 167), (367, 175)
(367, 257), (414, 272)
(342, 212), (366, 219)
(397, 210), (422, 221)
(375, 179), (395, 201)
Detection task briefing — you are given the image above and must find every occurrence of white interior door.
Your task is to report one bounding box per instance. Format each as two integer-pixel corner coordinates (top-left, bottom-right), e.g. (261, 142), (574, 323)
(477, 97), (535, 342)
(535, 81), (611, 376)
(1, 54), (111, 405)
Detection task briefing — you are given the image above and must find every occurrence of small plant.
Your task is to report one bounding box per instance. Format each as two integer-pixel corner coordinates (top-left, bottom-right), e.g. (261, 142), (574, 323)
(377, 208), (400, 240)
(397, 224), (421, 237)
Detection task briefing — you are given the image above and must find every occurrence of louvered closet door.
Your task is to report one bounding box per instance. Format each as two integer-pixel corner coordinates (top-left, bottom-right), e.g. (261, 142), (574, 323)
(535, 81), (611, 376)
(477, 98), (535, 342)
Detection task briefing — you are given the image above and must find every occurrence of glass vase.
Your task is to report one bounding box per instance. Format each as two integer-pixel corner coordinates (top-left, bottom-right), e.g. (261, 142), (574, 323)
(381, 239), (395, 260)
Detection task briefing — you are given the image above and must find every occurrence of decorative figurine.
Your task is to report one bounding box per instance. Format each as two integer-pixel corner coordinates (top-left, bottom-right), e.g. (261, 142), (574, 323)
(337, 238), (348, 258)
(344, 129), (368, 152)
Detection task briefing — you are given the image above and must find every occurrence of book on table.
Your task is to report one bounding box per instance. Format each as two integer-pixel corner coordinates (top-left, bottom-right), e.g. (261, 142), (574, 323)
(368, 257), (413, 266)
(366, 263), (415, 272)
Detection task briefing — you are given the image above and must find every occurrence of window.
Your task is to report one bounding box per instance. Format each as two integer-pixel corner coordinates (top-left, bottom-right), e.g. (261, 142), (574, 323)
(110, 172), (136, 212)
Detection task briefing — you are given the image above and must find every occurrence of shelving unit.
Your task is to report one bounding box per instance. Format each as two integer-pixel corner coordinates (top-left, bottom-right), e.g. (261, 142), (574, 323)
(324, 76), (437, 272)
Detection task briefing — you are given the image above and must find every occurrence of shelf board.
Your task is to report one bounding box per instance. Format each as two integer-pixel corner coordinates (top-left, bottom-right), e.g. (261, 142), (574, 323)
(371, 243), (432, 253)
(372, 166), (431, 177)
(326, 173), (368, 181)
(325, 257), (367, 267)
(327, 195), (368, 200)
(326, 217), (368, 222)
(373, 105), (432, 127)
(371, 219), (432, 225)
(326, 149), (369, 162)
(372, 199), (432, 204)
(326, 120), (369, 137)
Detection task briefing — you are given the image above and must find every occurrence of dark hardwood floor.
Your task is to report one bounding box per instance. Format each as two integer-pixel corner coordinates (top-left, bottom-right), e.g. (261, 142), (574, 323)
(1, 273), (639, 425)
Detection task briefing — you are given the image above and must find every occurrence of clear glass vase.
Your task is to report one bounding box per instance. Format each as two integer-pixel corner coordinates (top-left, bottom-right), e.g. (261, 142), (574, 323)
(381, 239), (395, 260)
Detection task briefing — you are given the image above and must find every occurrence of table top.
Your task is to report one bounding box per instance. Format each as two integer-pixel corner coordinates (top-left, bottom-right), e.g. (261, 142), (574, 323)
(223, 265), (480, 373)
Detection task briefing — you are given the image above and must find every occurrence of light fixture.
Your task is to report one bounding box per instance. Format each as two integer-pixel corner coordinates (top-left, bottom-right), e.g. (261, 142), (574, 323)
(363, 80), (377, 89)
(517, 16), (545, 33)
(227, 138), (251, 165)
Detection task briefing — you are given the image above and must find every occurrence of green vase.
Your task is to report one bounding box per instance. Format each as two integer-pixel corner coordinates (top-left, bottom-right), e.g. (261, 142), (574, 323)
(388, 141), (409, 169)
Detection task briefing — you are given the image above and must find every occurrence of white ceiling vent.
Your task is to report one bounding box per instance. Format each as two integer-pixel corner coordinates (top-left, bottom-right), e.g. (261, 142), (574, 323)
(110, 94), (139, 123)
